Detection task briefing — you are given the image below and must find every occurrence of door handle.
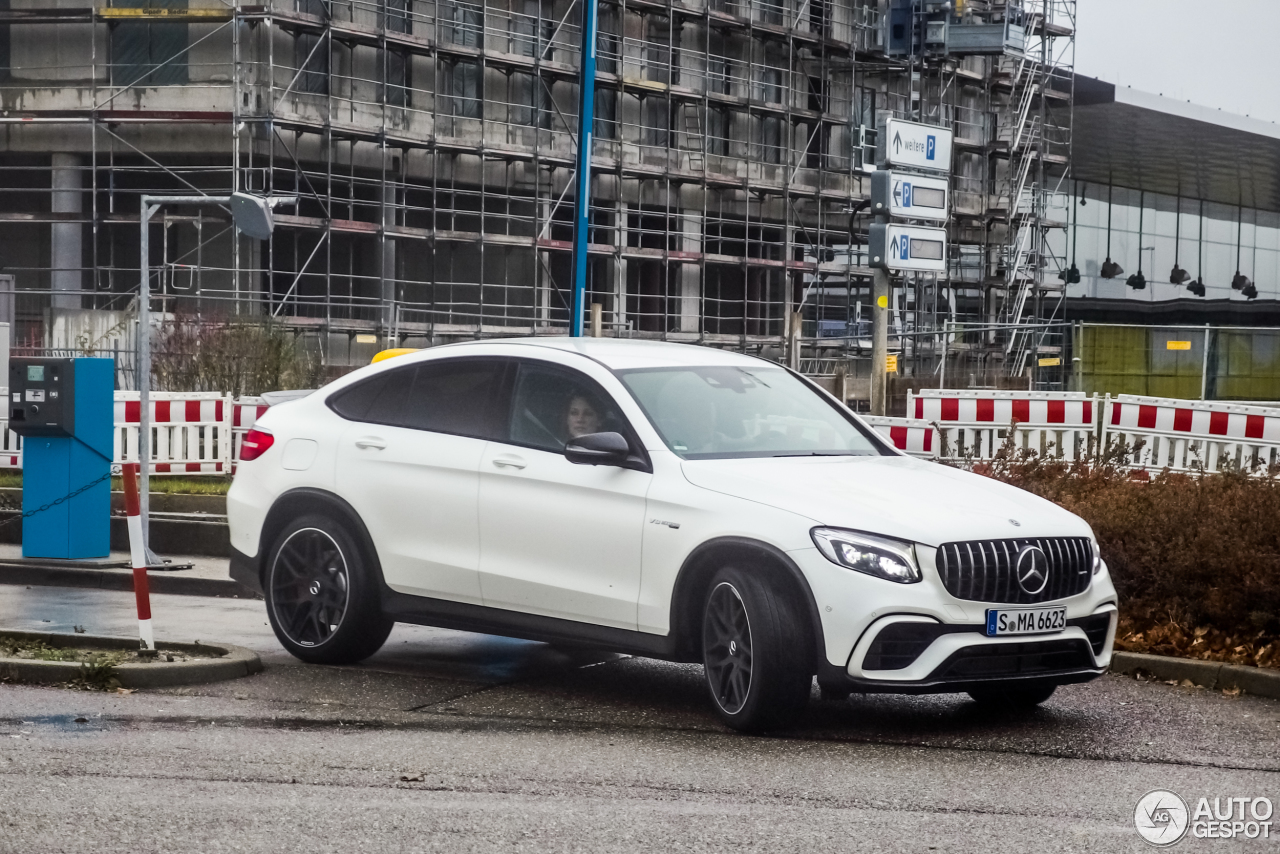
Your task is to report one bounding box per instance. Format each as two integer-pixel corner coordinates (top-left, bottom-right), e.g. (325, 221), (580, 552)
(491, 456), (526, 470)
(354, 437), (386, 450)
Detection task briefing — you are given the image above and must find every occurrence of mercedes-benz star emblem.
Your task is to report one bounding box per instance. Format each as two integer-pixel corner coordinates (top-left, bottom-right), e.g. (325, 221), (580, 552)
(1015, 545), (1049, 595)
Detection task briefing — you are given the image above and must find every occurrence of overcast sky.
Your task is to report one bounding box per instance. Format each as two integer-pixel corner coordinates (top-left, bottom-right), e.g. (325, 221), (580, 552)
(1075, 0), (1280, 125)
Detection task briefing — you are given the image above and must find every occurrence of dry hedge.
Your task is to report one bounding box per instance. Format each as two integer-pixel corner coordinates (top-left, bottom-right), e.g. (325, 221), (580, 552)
(975, 437), (1280, 652)
(150, 314), (326, 396)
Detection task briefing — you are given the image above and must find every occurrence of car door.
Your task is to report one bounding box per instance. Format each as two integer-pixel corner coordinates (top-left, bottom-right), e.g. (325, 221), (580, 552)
(477, 359), (651, 630)
(332, 357), (508, 604)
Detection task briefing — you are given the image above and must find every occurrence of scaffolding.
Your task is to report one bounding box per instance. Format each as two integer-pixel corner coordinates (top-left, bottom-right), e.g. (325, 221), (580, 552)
(0, 0), (1074, 401)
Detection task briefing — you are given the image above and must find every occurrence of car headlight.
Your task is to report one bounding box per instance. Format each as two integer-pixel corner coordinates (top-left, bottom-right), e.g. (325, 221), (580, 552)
(810, 528), (921, 583)
(1091, 539), (1104, 575)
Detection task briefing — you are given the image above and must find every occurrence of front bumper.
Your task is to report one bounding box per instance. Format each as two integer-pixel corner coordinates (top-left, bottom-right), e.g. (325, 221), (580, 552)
(792, 544), (1119, 693)
(836, 609), (1114, 694)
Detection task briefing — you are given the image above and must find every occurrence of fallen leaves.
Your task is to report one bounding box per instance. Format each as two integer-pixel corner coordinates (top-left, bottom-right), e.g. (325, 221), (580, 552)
(1114, 617), (1280, 670)
(115, 687), (136, 696)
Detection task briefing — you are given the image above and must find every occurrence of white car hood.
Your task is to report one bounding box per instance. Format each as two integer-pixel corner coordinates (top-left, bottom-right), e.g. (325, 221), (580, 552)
(680, 454), (1091, 547)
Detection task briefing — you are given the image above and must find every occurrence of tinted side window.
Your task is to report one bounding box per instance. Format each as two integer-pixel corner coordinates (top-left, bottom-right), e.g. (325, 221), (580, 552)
(507, 361), (628, 452)
(400, 358), (507, 439)
(328, 367), (414, 424)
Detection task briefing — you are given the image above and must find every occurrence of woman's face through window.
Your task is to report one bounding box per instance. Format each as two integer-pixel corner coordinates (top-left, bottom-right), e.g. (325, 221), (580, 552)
(566, 395), (602, 439)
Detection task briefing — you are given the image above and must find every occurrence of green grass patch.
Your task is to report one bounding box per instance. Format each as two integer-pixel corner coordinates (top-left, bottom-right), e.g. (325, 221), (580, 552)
(0, 638), (129, 665)
(0, 471), (230, 495)
(109, 476), (232, 495)
(0, 639), (130, 689)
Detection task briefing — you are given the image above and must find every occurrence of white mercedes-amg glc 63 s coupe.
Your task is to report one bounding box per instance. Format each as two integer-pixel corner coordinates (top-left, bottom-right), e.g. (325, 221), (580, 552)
(228, 338), (1117, 732)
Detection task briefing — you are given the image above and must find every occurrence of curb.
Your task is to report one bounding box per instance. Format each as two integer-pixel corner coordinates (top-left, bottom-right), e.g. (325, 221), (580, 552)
(1111, 651), (1280, 700)
(0, 630), (263, 689)
(0, 561), (260, 600)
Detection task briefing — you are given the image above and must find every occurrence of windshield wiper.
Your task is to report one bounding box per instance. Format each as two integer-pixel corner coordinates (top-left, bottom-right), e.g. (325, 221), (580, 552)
(770, 452), (863, 458)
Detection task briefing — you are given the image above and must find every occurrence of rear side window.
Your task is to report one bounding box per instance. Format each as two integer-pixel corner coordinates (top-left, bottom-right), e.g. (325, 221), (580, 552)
(328, 358), (508, 441)
(400, 359), (506, 439)
(328, 367), (414, 424)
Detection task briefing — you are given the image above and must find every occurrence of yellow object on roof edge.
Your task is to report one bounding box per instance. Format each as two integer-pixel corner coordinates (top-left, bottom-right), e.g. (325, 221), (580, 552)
(371, 348), (421, 364)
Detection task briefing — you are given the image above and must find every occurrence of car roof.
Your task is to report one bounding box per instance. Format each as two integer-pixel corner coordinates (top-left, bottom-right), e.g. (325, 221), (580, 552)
(431, 337), (775, 372)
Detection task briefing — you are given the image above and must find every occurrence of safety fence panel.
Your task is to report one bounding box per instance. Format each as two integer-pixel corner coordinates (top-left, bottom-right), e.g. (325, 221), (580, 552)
(0, 428), (20, 469)
(0, 391), (284, 475)
(1103, 395), (1280, 474)
(908, 389), (1099, 461)
(114, 392), (232, 474)
(859, 416), (940, 459)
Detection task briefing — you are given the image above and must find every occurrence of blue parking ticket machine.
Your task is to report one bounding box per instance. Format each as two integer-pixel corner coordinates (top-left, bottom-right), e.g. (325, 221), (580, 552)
(8, 357), (114, 559)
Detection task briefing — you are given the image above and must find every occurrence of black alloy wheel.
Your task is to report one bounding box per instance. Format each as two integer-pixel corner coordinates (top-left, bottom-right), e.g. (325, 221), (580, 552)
(265, 514), (393, 664)
(703, 581), (754, 715)
(700, 566), (812, 733)
(270, 527), (350, 648)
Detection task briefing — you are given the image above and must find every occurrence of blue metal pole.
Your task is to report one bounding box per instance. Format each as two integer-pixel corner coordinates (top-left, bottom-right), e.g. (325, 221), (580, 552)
(569, 0), (598, 337)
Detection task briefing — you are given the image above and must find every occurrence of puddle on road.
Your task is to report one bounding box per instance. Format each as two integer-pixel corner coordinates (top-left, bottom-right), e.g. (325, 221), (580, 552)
(0, 713), (117, 735)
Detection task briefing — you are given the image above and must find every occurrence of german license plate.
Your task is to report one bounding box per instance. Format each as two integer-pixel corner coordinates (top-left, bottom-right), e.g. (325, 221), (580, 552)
(985, 606), (1066, 637)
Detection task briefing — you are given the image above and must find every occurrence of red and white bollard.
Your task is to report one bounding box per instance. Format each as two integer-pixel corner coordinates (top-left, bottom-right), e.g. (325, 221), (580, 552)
(121, 463), (154, 650)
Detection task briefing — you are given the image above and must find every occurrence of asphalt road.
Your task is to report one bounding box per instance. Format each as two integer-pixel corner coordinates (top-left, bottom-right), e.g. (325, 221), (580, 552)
(1, 585), (1278, 853)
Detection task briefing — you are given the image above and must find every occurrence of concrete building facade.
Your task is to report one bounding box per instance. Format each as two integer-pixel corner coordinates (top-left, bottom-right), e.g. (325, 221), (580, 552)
(0, 0), (1079, 394)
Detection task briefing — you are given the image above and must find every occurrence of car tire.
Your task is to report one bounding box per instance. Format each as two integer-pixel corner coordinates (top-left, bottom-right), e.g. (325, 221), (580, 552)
(264, 513), (393, 665)
(967, 682), (1057, 709)
(701, 566), (812, 733)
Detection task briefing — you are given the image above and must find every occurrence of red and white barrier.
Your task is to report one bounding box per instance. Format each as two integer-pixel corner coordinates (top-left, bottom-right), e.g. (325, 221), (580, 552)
(0, 391), (282, 474)
(0, 426), (20, 469)
(1103, 395), (1280, 473)
(860, 416), (940, 458)
(908, 389), (1099, 461)
(868, 389), (1280, 474)
(114, 391), (231, 474)
(121, 463), (154, 650)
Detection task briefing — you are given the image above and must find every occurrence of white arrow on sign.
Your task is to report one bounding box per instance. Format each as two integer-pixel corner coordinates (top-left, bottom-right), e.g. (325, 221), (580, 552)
(872, 170), (949, 222)
(880, 117), (952, 173)
(871, 223), (947, 273)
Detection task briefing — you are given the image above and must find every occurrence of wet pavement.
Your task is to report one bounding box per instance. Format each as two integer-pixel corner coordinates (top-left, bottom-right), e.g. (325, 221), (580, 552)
(1, 584), (1278, 852)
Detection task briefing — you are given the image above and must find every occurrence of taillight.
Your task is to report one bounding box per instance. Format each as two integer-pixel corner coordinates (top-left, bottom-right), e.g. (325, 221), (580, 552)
(240, 428), (275, 461)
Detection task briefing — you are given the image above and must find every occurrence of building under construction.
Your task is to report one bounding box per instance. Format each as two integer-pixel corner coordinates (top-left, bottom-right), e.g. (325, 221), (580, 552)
(0, 0), (1078, 404)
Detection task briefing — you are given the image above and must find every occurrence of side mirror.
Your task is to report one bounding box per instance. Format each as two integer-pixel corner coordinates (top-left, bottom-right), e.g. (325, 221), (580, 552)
(564, 431), (631, 466)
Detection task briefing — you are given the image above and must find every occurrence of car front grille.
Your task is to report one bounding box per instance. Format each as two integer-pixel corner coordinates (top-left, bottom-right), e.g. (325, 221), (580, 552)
(935, 537), (1093, 604)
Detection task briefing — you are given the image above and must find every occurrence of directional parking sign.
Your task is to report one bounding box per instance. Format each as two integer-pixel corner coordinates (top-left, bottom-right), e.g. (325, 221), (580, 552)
(876, 117), (953, 173)
(871, 170), (949, 221)
(869, 223), (948, 273)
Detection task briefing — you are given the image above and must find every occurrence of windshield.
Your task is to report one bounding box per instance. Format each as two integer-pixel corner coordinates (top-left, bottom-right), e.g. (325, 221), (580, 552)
(617, 365), (886, 460)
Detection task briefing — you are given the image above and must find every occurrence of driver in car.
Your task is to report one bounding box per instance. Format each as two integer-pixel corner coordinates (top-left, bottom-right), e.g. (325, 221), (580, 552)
(565, 393), (603, 440)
